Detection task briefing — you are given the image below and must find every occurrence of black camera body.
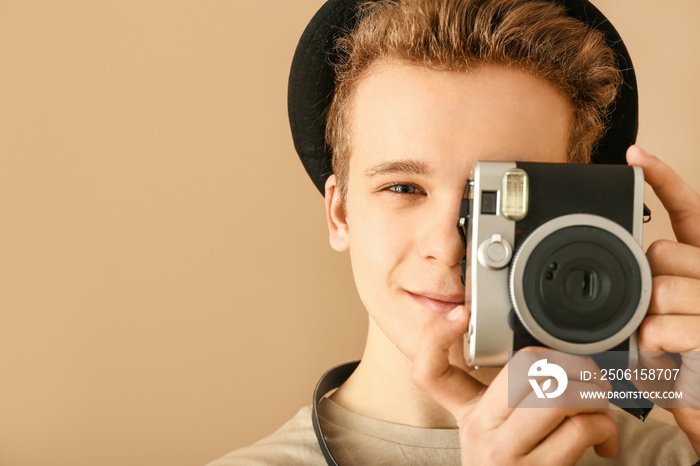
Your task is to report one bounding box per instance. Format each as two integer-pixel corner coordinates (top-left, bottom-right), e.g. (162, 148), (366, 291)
(459, 161), (652, 367)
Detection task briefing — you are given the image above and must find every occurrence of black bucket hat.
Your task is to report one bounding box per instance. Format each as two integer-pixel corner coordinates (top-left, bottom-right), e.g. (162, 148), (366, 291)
(288, 0), (638, 195)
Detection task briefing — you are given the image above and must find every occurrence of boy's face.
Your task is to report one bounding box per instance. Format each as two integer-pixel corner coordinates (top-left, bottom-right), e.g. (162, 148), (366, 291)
(327, 61), (571, 363)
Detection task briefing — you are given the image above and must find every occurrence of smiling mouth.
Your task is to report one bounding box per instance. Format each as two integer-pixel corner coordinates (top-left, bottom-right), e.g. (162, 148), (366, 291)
(405, 290), (466, 315)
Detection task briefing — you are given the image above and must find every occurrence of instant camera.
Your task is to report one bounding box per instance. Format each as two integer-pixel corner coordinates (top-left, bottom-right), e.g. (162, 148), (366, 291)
(459, 161), (652, 367)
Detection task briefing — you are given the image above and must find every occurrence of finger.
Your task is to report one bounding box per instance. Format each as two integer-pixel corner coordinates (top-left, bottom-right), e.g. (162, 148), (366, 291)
(627, 145), (700, 247)
(647, 275), (700, 315)
(639, 350), (679, 372)
(478, 350), (608, 428)
(473, 349), (547, 428)
(638, 315), (700, 352)
(647, 239), (700, 279)
(411, 306), (485, 420)
(528, 413), (619, 464)
(634, 352), (680, 401)
(672, 352), (700, 409)
(504, 380), (610, 455)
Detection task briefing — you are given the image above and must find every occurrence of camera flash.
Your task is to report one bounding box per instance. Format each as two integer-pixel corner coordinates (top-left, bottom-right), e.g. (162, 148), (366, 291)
(501, 168), (529, 221)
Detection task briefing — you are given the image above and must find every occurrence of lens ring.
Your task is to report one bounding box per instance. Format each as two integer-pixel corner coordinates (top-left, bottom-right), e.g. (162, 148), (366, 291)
(509, 214), (651, 353)
(523, 227), (638, 342)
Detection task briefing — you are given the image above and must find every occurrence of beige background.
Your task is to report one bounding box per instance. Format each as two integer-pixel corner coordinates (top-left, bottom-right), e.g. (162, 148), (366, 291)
(0, 1), (698, 465)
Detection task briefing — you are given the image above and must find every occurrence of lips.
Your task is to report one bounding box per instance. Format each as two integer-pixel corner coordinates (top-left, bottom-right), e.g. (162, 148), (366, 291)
(405, 290), (466, 315)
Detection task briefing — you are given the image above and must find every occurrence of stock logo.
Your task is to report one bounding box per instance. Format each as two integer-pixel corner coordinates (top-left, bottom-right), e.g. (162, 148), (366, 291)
(528, 359), (568, 399)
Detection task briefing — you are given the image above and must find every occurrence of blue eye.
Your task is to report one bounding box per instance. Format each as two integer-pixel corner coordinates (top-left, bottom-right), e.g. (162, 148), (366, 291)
(388, 184), (420, 194)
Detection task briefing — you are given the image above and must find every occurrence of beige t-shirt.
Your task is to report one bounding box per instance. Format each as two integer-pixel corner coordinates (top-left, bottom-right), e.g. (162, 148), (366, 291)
(206, 398), (697, 465)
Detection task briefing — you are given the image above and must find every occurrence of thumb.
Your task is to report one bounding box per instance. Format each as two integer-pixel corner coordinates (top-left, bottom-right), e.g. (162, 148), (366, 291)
(412, 305), (486, 421)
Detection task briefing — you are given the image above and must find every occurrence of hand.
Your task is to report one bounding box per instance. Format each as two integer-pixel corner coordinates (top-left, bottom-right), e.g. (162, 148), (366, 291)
(628, 145), (700, 456)
(412, 306), (618, 465)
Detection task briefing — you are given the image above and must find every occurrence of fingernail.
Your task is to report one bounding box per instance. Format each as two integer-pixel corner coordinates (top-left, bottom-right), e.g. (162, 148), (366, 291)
(446, 306), (463, 321)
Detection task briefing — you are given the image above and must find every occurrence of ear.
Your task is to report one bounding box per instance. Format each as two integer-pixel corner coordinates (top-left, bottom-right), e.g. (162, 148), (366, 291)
(325, 174), (350, 251)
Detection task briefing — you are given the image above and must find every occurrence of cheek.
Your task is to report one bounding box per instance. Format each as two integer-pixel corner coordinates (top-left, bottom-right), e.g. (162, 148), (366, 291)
(348, 209), (401, 279)
(345, 200), (416, 301)
(347, 209), (430, 359)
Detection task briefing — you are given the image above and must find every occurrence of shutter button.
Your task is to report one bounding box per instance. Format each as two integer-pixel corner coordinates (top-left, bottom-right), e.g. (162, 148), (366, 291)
(477, 234), (513, 269)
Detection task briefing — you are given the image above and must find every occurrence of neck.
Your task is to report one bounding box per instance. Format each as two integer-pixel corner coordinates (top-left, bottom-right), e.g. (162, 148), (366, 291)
(330, 318), (458, 428)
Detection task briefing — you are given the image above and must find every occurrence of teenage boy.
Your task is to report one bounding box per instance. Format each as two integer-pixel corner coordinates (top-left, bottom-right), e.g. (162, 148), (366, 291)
(208, 0), (700, 464)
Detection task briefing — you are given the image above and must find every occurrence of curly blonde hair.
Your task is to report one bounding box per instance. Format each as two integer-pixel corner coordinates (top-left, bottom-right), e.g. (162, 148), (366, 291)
(326, 0), (621, 200)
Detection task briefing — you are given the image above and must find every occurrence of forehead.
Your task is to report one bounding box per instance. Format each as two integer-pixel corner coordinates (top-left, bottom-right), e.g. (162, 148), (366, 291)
(349, 61), (572, 172)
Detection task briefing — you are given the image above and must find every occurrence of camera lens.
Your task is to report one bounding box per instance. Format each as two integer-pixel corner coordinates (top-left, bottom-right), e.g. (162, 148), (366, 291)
(520, 225), (641, 343)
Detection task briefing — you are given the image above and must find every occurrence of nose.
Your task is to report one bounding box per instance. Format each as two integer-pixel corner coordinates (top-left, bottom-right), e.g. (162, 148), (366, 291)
(417, 198), (465, 268)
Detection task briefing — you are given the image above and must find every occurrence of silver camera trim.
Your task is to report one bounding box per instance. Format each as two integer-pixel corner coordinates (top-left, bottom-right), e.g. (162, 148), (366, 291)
(509, 214), (652, 353)
(467, 162), (518, 367)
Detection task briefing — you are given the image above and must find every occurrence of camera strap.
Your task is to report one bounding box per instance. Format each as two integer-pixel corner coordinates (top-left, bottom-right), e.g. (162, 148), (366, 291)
(312, 360), (360, 466)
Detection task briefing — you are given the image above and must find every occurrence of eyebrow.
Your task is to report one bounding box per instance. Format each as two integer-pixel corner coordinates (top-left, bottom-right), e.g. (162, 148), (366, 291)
(365, 159), (431, 178)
